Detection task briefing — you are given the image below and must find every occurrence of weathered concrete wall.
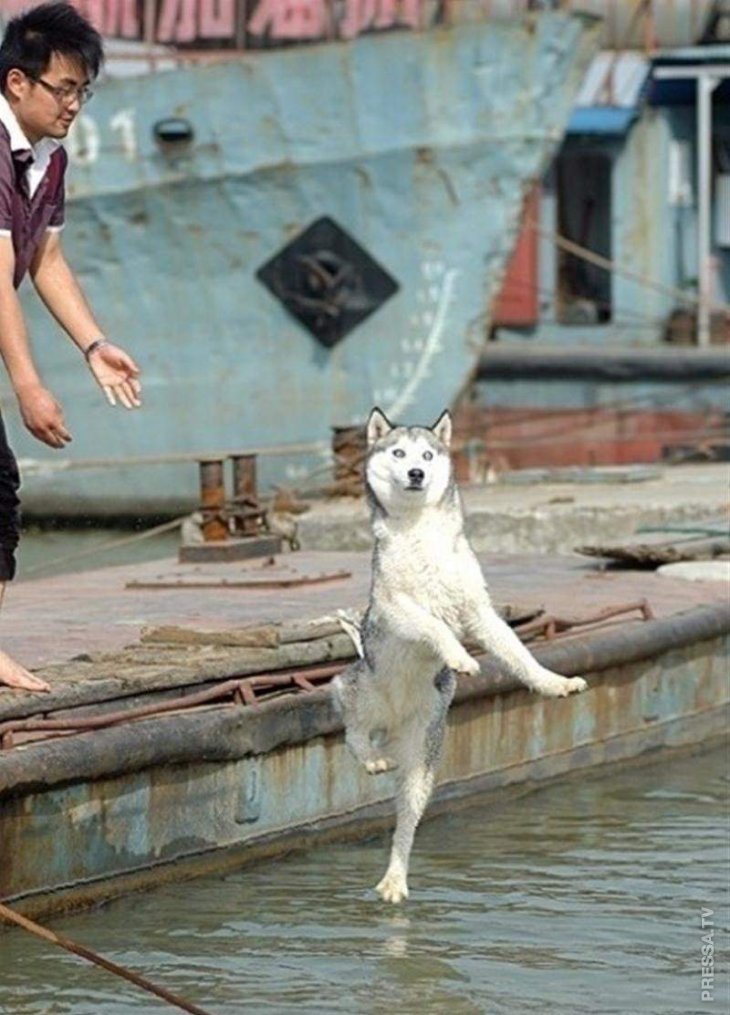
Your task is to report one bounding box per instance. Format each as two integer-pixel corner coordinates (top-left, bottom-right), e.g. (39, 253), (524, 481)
(297, 464), (730, 554)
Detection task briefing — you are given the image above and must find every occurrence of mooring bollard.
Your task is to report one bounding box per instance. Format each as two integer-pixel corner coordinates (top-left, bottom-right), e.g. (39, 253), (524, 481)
(331, 424), (367, 496)
(231, 453), (262, 537)
(179, 454), (282, 563)
(198, 458), (229, 542)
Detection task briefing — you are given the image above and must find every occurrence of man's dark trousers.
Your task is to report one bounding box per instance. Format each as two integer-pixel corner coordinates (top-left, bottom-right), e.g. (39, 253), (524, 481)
(0, 410), (20, 582)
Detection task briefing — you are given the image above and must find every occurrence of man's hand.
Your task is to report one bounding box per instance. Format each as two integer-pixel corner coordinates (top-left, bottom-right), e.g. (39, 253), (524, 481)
(87, 343), (142, 409)
(15, 382), (72, 449)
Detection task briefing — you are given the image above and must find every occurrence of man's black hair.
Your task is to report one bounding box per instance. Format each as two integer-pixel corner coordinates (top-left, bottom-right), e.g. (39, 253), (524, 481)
(0, 2), (103, 92)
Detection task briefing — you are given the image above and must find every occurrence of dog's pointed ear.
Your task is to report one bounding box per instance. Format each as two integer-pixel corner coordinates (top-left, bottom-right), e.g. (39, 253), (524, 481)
(366, 407), (393, 447)
(430, 409), (452, 448)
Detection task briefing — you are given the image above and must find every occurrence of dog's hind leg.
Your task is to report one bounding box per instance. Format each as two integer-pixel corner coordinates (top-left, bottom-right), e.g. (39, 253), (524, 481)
(375, 670), (455, 903)
(375, 762), (435, 904)
(331, 665), (396, 773)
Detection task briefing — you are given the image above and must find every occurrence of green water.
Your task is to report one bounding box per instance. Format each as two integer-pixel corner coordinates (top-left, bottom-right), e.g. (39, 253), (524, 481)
(0, 745), (727, 1014)
(15, 525), (179, 582)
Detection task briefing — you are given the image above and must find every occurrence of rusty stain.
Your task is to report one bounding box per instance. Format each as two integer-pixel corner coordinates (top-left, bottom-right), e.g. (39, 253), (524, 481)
(437, 167), (460, 205)
(127, 210), (149, 226)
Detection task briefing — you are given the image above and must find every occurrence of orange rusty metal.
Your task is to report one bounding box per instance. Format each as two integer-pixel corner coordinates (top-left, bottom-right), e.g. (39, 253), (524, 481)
(0, 661), (347, 750)
(331, 425), (367, 497)
(514, 599), (655, 642)
(198, 458), (229, 542)
(230, 454), (265, 537)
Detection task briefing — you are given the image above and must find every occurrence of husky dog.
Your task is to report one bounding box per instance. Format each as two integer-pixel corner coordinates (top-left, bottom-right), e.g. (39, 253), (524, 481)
(331, 408), (587, 904)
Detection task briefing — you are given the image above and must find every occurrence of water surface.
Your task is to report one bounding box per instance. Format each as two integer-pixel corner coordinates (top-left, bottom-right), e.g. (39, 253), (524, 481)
(1, 745), (727, 1014)
(16, 525), (179, 582)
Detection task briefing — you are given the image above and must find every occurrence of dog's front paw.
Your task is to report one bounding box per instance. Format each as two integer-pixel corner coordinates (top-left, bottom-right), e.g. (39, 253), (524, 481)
(365, 757), (397, 775)
(447, 651), (481, 677)
(375, 869), (409, 904)
(538, 673), (588, 698)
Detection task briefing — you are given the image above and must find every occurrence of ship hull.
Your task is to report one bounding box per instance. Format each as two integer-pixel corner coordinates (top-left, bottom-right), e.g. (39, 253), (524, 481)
(2, 15), (598, 515)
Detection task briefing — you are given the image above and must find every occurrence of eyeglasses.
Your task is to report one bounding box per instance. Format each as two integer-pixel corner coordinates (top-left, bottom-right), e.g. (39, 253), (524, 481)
(32, 77), (94, 106)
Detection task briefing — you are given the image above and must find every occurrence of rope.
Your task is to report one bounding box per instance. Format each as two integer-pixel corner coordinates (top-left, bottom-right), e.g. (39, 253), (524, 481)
(532, 224), (730, 314)
(15, 440), (329, 474)
(21, 517), (185, 578)
(0, 901), (214, 1015)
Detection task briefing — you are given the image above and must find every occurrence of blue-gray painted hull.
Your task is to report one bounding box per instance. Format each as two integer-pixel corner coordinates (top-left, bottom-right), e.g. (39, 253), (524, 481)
(2, 15), (598, 515)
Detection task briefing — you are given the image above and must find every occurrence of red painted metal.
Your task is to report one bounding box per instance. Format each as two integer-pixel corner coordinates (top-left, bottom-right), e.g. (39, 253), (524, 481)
(492, 186), (540, 328)
(452, 405), (728, 471)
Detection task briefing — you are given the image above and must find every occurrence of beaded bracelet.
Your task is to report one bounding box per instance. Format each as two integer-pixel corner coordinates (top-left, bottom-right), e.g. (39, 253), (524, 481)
(84, 338), (110, 361)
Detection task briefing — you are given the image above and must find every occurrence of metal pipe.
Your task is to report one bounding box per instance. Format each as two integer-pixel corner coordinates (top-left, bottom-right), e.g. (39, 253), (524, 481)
(697, 72), (720, 348)
(0, 902), (212, 1015)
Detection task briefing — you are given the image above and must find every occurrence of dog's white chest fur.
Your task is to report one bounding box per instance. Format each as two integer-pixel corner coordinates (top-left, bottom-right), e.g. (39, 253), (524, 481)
(375, 510), (485, 630)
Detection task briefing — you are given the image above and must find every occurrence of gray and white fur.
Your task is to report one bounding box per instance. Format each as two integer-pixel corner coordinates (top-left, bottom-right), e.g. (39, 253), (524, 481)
(331, 407), (587, 904)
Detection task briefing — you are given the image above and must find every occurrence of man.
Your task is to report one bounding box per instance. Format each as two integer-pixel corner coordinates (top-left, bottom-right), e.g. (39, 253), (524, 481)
(0, 2), (141, 692)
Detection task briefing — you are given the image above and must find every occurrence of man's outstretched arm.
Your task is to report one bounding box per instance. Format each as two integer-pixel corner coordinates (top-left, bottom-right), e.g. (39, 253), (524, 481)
(0, 236), (72, 448)
(30, 230), (142, 409)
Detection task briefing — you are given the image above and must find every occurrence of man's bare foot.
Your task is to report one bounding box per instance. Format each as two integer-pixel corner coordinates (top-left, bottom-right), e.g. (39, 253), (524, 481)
(0, 649), (50, 692)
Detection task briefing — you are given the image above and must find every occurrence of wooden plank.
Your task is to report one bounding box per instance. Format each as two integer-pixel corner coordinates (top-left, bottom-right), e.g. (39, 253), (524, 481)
(577, 517), (730, 564)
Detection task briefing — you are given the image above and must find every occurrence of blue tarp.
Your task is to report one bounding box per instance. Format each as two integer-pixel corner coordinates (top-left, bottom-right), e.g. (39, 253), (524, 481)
(566, 106), (638, 135)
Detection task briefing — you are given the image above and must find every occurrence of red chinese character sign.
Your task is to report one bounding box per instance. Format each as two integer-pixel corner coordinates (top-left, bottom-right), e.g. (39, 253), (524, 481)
(0, 1), (427, 46)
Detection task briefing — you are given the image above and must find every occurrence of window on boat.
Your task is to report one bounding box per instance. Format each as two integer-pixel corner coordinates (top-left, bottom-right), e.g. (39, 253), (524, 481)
(555, 151), (613, 326)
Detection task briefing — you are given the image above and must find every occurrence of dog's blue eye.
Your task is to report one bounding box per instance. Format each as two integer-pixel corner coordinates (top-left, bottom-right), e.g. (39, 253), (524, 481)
(393, 448), (406, 458)
(423, 451), (433, 461)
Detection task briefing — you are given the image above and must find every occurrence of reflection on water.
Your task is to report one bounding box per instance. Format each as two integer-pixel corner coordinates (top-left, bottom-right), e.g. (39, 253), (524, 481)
(0, 745), (727, 1014)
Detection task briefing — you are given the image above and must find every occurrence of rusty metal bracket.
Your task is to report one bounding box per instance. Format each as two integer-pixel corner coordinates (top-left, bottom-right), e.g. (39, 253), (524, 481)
(514, 599), (655, 642)
(0, 662), (345, 751)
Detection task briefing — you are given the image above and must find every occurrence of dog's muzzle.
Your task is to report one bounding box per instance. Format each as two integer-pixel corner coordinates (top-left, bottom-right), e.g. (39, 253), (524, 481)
(406, 467), (425, 490)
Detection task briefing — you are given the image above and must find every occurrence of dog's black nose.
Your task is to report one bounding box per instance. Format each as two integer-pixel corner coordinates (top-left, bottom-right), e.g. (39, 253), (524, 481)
(408, 468), (425, 484)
